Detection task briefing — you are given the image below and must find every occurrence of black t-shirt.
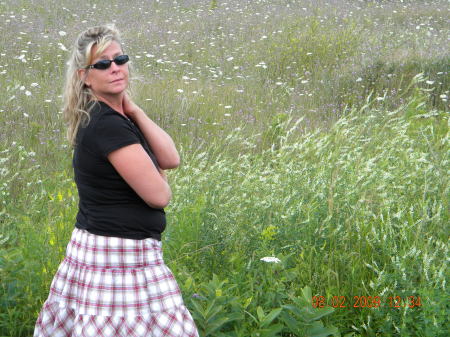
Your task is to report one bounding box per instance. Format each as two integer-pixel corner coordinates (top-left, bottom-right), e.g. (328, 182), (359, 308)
(73, 101), (165, 240)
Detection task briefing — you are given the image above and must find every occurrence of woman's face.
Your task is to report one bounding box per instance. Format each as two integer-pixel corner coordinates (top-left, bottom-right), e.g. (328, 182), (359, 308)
(83, 41), (129, 99)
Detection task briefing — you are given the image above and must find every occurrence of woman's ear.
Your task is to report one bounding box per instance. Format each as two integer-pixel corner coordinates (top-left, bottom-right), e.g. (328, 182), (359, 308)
(77, 68), (90, 87)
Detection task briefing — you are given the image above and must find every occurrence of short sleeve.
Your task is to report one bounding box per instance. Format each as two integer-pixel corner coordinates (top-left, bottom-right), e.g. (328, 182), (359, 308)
(93, 113), (140, 157)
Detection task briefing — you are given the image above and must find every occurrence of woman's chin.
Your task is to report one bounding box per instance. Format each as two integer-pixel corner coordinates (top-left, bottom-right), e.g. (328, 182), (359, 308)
(109, 85), (128, 95)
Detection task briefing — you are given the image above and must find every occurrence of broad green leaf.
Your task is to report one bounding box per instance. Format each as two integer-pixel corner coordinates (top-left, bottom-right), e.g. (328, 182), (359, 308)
(307, 321), (340, 337)
(282, 304), (303, 317)
(279, 311), (301, 334)
(257, 306), (265, 322)
(204, 312), (243, 336)
(190, 299), (207, 320)
(261, 307), (282, 328)
(243, 296), (253, 309)
(307, 307), (335, 322)
(204, 317), (233, 335)
(302, 286), (313, 302)
(260, 323), (284, 337)
(205, 304), (225, 322)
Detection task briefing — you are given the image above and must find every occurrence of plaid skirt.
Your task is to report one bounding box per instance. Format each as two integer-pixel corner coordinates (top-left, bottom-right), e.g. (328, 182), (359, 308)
(34, 228), (199, 337)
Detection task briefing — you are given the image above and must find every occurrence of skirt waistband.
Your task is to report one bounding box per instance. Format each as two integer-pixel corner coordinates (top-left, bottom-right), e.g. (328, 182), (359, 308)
(66, 228), (164, 270)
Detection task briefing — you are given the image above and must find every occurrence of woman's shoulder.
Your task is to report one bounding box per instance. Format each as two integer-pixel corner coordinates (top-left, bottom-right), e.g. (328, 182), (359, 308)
(77, 102), (137, 153)
(77, 102), (121, 143)
(88, 100), (114, 117)
(87, 101), (128, 126)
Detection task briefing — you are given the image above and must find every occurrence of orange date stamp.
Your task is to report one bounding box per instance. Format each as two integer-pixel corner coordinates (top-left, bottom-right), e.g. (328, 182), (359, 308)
(312, 295), (422, 309)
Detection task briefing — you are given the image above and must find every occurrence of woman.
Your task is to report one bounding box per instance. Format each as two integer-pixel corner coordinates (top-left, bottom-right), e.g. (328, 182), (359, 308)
(33, 24), (199, 337)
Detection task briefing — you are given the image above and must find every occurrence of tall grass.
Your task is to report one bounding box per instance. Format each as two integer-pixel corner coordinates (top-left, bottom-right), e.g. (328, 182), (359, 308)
(1, 88), (448, 336)
(1, 0), (448, 336)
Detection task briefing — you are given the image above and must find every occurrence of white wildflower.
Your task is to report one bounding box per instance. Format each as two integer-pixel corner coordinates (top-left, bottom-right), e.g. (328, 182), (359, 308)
(260, 257), (281, 263)
(226, 56), (234, 61)
(255, 61), (267, 69)
(356, 77), (363, 82)
(58, 43), (68, 51)
(177, 89), (184, 93)
(58, 31), (67, 36)
(224, 105), (232, 109)
(18, 54), (27, 63)
(25, 91), (32, 96)
(31, 82), (39, 87)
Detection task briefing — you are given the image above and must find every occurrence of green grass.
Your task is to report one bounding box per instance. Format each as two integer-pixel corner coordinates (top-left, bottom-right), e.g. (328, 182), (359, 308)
(1, 0), (449, 336)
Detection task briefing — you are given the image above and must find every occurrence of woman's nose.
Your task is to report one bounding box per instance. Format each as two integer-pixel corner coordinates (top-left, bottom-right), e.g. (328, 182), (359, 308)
(110, 61), (120, 72)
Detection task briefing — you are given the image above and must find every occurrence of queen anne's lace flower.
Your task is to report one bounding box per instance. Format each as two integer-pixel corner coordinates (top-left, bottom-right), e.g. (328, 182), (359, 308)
(260, 256), (281, 263)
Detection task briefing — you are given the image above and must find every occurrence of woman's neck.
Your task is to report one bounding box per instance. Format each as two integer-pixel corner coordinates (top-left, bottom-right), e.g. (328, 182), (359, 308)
(95, 94), (125, 115)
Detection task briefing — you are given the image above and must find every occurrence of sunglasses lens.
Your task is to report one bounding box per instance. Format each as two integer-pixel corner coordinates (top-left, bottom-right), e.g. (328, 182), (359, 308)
(89, 55), (129, 69)
(93, 60), (112, 69)
(114, 55), (129, 65)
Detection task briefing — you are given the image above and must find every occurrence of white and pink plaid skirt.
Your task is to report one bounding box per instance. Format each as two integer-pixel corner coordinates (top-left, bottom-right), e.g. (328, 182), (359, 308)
(34, 228), (199, 337)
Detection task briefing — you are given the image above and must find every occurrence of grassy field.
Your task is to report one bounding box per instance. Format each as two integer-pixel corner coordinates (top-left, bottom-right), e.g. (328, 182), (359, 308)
(0, 0), (449, 336)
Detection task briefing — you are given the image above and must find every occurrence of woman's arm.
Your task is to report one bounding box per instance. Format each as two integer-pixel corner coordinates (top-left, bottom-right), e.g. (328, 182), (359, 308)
(122, 94), (180, 170)
(108, 143), (172, 208)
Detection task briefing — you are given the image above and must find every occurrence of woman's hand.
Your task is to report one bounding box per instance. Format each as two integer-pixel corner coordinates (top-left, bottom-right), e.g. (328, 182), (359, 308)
(121, 93), (180, 170)
(159, 168), (168, 182)
(122, 93), (144, 121)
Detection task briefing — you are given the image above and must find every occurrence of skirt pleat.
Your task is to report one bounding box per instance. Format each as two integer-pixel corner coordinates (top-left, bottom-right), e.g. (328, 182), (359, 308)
(34, 228), (199, 337)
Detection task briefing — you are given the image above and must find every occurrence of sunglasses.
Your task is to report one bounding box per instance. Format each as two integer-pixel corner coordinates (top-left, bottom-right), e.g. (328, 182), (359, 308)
(86, 54), (129, 70)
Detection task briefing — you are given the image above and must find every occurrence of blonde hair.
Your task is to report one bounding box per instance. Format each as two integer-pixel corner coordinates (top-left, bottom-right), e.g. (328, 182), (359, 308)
(63, 24), (124, 146)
